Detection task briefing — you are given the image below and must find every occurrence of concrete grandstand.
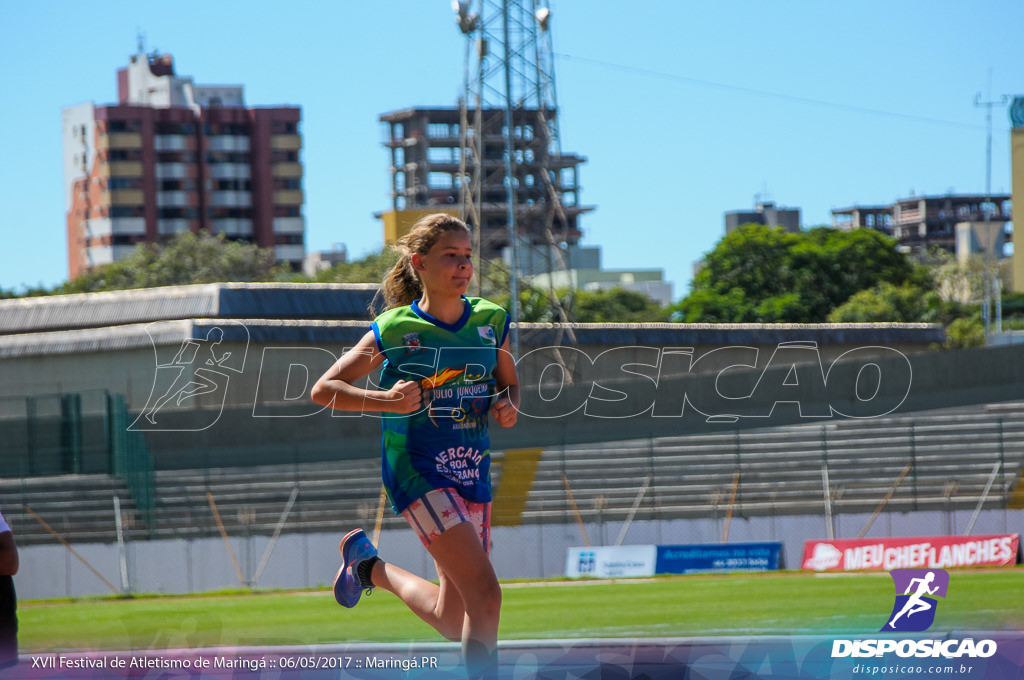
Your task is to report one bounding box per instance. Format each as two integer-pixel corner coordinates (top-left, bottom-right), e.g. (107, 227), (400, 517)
(0, 283), (1021, 596)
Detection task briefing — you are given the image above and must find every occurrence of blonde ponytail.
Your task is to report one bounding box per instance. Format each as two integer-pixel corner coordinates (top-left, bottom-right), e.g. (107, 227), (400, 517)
(380, 253), (422, 311)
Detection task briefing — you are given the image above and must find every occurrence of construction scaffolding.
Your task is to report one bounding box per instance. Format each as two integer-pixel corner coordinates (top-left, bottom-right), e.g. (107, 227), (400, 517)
(379, 2), (594, 346)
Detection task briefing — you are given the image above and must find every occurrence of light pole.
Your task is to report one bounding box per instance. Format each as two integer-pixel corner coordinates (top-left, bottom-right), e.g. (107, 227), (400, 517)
(974, 72), (1009, 338)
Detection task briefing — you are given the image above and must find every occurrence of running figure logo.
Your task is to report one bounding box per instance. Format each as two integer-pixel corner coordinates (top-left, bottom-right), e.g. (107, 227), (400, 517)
(881, 569), (950, 632)
(131, 322), (250, 431)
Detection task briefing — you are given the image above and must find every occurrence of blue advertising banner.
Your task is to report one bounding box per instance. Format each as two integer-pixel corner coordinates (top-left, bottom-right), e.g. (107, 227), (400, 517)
(656, 542), (783, 574)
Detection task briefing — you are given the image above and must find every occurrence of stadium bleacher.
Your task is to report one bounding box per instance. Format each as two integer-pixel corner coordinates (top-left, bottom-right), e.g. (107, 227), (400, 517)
(4, 402), (1021, 546)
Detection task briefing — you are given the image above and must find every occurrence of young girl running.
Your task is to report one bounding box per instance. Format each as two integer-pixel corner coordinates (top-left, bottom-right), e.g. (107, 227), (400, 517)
(310, 213), (519, 679)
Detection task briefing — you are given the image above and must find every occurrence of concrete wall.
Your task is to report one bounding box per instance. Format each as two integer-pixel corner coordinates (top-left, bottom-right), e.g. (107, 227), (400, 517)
(4, 339), (1024, 473)
(1, 324), (966, 472)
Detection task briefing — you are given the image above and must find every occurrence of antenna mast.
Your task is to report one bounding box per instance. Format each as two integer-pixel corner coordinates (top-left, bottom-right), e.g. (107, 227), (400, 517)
(454, 0), (584, 356)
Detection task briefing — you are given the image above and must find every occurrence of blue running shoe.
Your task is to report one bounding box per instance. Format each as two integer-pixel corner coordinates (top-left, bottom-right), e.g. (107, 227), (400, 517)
(333, 528), (378, 608)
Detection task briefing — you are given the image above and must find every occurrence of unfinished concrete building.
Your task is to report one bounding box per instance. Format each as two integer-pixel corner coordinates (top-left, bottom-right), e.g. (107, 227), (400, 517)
(379, 106), (592, 258)
(832, 194), (1011, 255)
(830, 205), (893, 236)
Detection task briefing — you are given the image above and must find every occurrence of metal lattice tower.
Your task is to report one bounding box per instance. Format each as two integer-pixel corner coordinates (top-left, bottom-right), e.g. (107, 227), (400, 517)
(454, 0), (589, 352)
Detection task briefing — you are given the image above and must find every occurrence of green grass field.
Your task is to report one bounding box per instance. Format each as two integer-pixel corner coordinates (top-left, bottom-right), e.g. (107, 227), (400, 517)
(20, 569), (1024, 652)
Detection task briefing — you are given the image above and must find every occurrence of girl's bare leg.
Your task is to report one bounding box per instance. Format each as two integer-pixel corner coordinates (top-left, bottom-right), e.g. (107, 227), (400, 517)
(369, 522), (500, 677)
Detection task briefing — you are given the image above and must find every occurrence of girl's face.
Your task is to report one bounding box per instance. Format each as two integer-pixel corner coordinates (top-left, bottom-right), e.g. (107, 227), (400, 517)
(413, 229), (474, 297)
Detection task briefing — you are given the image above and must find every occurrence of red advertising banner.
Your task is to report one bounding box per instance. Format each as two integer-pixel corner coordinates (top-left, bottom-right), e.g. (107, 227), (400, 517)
(802, 534), (1020, 571)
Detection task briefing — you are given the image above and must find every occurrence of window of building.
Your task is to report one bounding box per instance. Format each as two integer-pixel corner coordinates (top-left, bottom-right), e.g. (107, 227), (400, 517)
(271, 121), (298, 134)
(109, 177), (142, 190)
(216, 179), (252, 191)
(429, 172), (453, 189)
(156, 122), (196, 135)
(208, 207), (252, 219)
(273, 206), (301, 217)
(206, 151), (250, 164)
(158, 207), (199, 219)
(160, 179), (197, 191)
(427, 123), (455, 139)
(428, 147), (459, 164)
(205, 122), (251, 136)
(106, 119), (141, 133)
(157, 151), (193, 164)
(108, 149), (143, 161)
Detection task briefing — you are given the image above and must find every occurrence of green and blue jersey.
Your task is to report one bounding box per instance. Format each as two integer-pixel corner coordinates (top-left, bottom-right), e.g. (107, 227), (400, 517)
(371, 296), (510, 514)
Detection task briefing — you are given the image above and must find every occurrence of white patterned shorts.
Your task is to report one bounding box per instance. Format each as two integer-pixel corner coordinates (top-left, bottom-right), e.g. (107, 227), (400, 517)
(401, 488), (491, 554)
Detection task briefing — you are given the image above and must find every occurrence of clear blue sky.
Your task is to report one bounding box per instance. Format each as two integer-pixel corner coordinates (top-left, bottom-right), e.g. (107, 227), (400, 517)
(1, 0), (1020, 299)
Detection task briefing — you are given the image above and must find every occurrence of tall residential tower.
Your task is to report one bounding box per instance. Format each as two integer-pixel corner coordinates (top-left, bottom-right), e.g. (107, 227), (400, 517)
(62, 50), (304, 278)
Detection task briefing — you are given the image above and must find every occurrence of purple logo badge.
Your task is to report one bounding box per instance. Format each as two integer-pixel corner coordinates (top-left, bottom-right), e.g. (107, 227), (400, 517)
(881, 569), (949, 632)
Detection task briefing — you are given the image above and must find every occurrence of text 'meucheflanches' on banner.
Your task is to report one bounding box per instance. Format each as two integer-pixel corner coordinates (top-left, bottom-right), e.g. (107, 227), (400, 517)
(801, 534), (1020, 572)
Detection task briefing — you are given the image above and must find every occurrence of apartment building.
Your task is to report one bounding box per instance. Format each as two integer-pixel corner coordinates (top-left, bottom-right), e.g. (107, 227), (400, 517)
(724, 201), (801, 234)
(62, 51), (304, 278)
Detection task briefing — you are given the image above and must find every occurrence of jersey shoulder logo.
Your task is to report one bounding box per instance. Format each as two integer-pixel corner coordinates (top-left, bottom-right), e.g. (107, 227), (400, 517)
(403, 332), (423, 354)
(477, 326), (496, 345)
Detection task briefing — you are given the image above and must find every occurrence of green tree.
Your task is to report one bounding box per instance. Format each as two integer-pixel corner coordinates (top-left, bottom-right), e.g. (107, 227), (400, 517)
(669, 287), (751, 323)
(1, 284), (54, 299)
(943, 316), (986, 349)
(477, 258), (569, 323)
(673, 225), (917, 323)
(827, 282), (946, 323)
(570, 287), (669, 323)
(60, 231), (282, 294)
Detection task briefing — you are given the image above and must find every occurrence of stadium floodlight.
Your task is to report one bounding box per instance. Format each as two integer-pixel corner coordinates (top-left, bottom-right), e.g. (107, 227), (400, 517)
(535, 7), (551, 31)
(453, 0), (479, 34)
